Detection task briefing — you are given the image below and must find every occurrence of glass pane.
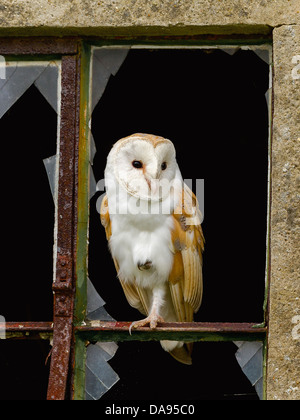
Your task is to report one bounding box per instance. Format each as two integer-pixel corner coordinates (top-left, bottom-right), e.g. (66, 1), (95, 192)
(0, 60), (60, 321)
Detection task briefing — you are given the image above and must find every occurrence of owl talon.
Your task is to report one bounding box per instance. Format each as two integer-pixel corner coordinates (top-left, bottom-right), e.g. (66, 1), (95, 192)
(129, 320), (139, 335)
(150, 314), (165, 329)
(129, 314), (165, 335)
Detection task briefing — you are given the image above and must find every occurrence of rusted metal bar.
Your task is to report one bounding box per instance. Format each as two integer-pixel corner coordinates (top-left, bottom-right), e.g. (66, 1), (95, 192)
(0, 37), (78, 55)
(47, 53), (79, 401)
(75, 321), (267, 343)
(85, 33), (272, 47)
(0, 322), (53, 340)
(0, 35), (272, 58)
(78, 321), (266, 332)
(4, 321), (53, 331)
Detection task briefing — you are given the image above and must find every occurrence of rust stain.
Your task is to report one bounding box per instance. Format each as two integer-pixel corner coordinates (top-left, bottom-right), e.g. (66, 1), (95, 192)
(47, 54), (79, 401)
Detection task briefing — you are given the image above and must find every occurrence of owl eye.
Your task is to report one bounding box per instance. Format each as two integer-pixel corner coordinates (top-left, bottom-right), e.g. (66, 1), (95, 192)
(161, 162), (167, 171)
(132, 160), (143, 169)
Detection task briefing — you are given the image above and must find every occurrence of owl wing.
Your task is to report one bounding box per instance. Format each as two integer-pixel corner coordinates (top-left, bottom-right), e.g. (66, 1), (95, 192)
(100, 186), (205, 322)
(100, 195), (149, 316)
(169, 183), (205, 323)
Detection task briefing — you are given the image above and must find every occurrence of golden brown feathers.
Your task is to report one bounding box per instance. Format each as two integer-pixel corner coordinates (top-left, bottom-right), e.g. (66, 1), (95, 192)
(100, 183), (204, 365)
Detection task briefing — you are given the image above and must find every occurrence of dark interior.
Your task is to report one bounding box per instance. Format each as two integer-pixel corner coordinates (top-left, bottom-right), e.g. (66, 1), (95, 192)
(90, 48), (269, 323)
(0, 84), (56, 322)
(0, 84), (57, 399)
(0, 340), (51, 400)
(89, 48), (269, 400)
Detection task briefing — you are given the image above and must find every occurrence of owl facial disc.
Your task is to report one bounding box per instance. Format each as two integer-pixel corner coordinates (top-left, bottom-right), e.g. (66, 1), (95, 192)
(112, 133), (177, 202)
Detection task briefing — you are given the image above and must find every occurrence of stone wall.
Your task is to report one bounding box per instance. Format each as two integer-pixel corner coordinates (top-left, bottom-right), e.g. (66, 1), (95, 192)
(0, 0), (299, 36)
(268, 25), (300, 400)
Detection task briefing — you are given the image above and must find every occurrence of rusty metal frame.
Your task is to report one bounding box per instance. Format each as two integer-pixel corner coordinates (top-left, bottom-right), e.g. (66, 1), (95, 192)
(75, 321), (267, 342)
(0, 37), (80, 401)
(0, 36), (270, 401)
(0, 37), (78, 56)
(3, 322), (53, 340)
(47, 53), (80, 400)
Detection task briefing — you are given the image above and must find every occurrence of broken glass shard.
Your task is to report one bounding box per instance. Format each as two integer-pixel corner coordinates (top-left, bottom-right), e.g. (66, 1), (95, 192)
(85, 343), (120, 400)
(91, 48), (129, 112)
(90, 133), (97, 165)
(0, 61), (60, 119)
(87, 306), (115, 321)
(34, 63), (59, 113)
(0, 64), (45, 119)
(86, 277), (115, 321)
(265, 88), (271, 109)
(252, 49), (270, 65)
(234, 341), (263, 399)
(221, 47), (239, 56)
(85, 366), (108, 400)
(87, 277), (106, 313)
(89, 164), (97, 200)
(43, 155), (57, 199)
(93, 48), (130, 76)
(96, 341), (118, 360)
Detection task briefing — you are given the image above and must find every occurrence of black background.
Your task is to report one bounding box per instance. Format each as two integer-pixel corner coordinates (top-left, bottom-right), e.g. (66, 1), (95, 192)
(0, 85), (56, 399)
(89, 49), (269, 400)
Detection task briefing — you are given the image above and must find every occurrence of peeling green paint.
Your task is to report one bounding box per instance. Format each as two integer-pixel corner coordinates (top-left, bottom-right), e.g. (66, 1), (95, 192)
(73, 41), (91, 401)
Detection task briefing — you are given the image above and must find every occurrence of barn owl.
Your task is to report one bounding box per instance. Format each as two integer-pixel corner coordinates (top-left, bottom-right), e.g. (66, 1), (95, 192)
(100, 133), (204, 365)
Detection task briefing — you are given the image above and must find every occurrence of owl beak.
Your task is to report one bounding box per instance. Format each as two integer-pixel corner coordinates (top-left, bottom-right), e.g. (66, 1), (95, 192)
(145, 176), (159, 194)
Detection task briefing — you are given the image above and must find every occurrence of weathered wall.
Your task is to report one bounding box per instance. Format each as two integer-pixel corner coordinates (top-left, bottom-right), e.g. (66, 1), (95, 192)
(0, 0), (299, 401)
(0, 0), (299, 36)
(268, 24), (300, 400)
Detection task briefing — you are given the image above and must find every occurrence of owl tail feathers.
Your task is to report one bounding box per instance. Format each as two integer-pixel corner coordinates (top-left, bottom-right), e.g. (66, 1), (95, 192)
(170, 343), (193, 365)
(161, 340), (193, 365)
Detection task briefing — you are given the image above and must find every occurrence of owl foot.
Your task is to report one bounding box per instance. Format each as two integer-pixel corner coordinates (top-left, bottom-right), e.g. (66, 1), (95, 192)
(129, 314), (165, 335)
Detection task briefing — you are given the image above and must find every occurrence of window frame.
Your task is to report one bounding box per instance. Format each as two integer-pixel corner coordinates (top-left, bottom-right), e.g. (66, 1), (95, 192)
(0, 37), (80, 400)
(0, 35), (272, 401)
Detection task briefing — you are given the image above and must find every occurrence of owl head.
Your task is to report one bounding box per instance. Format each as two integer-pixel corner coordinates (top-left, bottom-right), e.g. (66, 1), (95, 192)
(105, 133), (180, 202)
